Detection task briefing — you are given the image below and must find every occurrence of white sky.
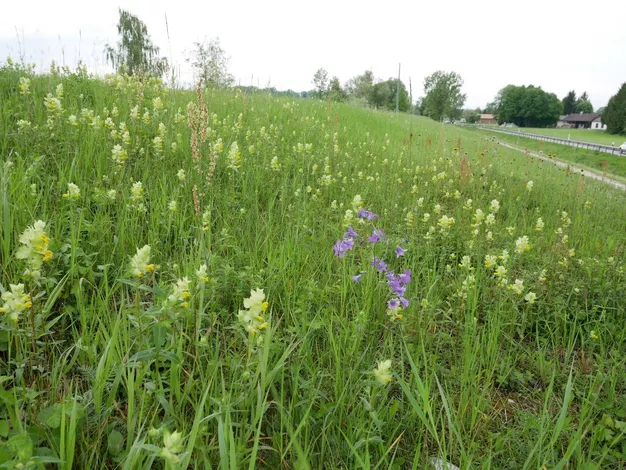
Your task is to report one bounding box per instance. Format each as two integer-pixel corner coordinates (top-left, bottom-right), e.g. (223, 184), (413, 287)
(2, 0), (625, 109)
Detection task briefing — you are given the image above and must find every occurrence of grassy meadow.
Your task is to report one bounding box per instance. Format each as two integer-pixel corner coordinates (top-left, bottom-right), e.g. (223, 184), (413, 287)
(2, 60), (626, 469)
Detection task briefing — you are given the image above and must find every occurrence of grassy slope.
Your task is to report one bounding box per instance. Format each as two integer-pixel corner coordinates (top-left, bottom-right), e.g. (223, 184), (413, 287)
(1, 63), (626, 468)
(515, 127), (625, 147)
(466, 126), (626, 180)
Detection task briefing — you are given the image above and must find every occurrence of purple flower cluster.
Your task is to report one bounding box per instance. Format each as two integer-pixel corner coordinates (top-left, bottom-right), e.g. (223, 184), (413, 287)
(368, 229), (385, 244)
(357, 208), (379, 221)
(371, 257), (388, 273)
(333, 207), (412, 314)
(333, 226), (359, 259)
(386, 269), (411, 307)
(344, 226), (358, 238)
(333, 238), (354, 258)
(371, 255), (412, 309)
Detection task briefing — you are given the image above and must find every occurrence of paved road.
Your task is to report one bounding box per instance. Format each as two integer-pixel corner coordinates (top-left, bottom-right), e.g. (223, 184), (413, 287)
(496, 140), (626, 191)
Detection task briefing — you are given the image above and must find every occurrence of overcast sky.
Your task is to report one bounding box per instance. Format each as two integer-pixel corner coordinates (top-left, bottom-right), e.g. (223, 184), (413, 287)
(2, 0), (625, 109)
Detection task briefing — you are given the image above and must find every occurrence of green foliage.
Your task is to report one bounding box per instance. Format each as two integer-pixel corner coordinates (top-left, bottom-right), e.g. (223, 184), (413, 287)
(413, 97), (425, 115)
(368, 78), (410, 112)
(463, 108), (481, 124)
(312, 67), (329, 99)
(104, 9), (168, 78)
(562, 91), (594, 115)
(344, 70), (374, 100)
(575, 99), (594, 114)
(561, 90), (577, 115)
(602, 83), (626, 135)
(422, 71), (466, 121)
(186, 37), (234, 88)
(236, 86), (304, 99)
(483, 101), (498, 114)
(495, 84), (562, 127)
(343, 70), (409, 112)
(328, 76), (347, 102)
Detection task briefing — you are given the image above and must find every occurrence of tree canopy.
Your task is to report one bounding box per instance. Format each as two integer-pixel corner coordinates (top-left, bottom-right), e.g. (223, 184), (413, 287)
(422, 71), (466, 121)
(561, 90), (594, 115)
(312, 68), (329, 99)
(575, 99), (593, 114)
(494, 85), (562, 127)
(344, 71), (374, 100)
(187, 38), (234, 88)
(105, 9), (168, 78)
(602, 83), (626, 135)
(328, 76), (347, 102)
(313, 69), (409, 110)
(562, 91), (577, 115)
(368, 78), (410, 112)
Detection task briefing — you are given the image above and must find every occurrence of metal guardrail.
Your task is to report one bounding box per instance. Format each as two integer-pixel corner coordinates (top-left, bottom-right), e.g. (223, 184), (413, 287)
(473, 126), (626, 157)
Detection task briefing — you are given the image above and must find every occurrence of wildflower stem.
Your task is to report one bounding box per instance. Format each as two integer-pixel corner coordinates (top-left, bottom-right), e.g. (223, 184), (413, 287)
(29, 293), (38, 355)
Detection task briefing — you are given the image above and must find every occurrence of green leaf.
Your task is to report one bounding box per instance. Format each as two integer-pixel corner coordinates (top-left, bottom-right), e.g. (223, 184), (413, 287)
(0, 420), (8, 437)
(6, 432), (33, 462)
(37, 403), (63, 428)
(65, 401), (85, 421)
(388, 399), (400, 420)
(152, 324), (167, 348)
(0, 386), (16, 407)
(107, 430), (125, 456)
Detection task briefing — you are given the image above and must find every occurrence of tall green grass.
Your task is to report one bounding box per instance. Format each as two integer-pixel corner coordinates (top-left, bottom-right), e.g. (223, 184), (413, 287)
(1, 60), (626, 468)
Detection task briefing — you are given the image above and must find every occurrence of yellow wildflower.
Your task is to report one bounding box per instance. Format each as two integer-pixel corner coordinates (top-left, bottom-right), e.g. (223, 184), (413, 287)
(130, 245), (154, 278)
(373, 360), (392, 386)
(16, 220), (53, 275)
(1, 284), (32, 322)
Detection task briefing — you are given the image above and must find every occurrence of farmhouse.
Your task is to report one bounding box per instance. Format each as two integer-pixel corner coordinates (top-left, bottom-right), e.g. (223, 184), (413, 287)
(477, 113), (497, 125)
(557, 113), (606, 130)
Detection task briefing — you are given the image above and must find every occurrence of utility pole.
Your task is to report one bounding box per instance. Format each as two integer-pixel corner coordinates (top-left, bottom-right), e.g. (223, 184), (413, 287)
(395, 62), (401, 113)
(409, 77), (413, 114)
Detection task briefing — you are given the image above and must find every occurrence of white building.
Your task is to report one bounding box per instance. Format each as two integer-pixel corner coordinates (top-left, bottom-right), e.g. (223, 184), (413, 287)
(558, 113), (607, 130)
(591, 115), (607, 130)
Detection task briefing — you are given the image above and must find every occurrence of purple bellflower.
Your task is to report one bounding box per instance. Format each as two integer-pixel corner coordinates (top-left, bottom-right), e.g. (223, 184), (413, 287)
(333, 238), (354, 259)
(371, 257), (388, 273)
(368, 229), (385, 243)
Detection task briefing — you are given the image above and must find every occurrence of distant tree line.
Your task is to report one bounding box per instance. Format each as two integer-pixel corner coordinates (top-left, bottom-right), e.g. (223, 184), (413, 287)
(104, 9), (471, 120)
(477, 84), (624, 133)
(311, 67), (470, 121)
(495, 85), (562, 127)
(236, 86), (305, 99)
(105, 9), (622, 134)
(480, 85), (562, 127)
(310, 68), (411, 112)
(462, 89), (597, 128)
